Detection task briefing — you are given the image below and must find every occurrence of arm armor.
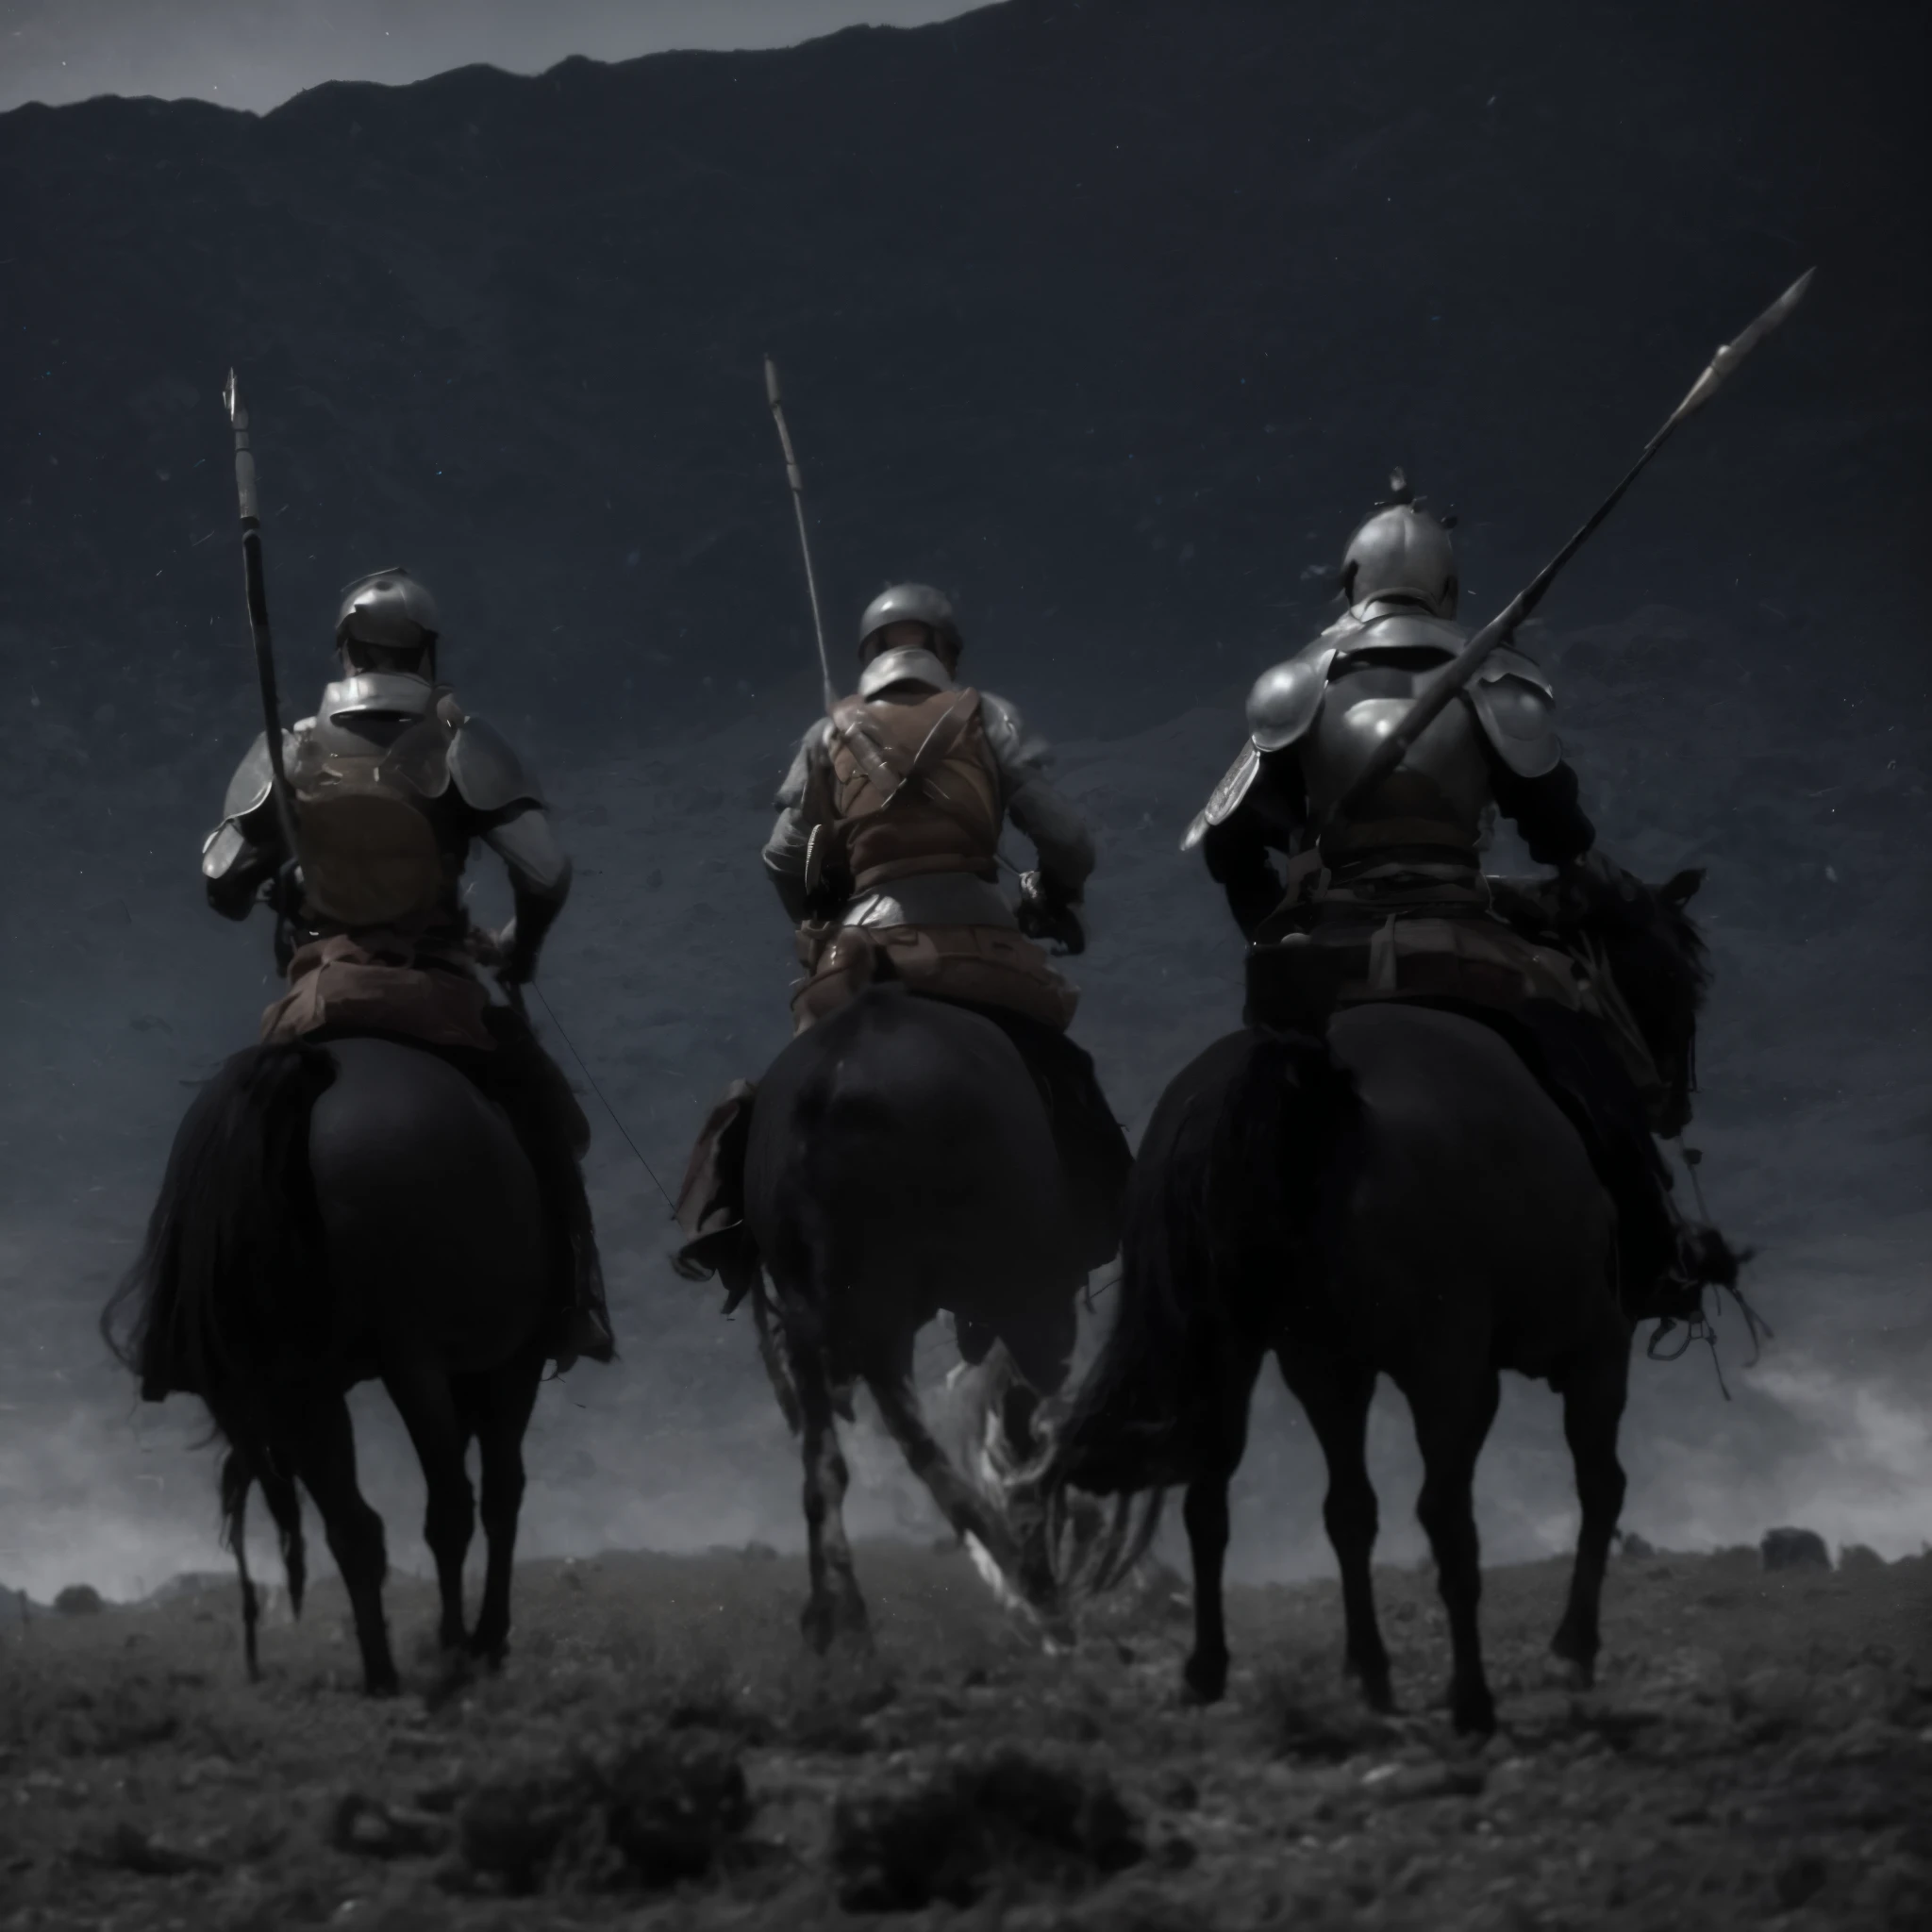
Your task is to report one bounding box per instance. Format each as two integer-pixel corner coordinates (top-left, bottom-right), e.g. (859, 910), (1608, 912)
(201, 728), (294, 919)
(1199, 748), (1308, 937)
(980, 691), (1095, 893)
(1201, 813), (1286, 941)
(481, 807), (573, 983)
(761, 722), (827, 924)
(483, 804), (572, 905)
(449, 714), (546, 813)
(1491, 757), (1595, 866)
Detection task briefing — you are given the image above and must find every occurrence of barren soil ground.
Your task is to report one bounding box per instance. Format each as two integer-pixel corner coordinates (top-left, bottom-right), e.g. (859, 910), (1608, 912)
(2, 1542), (1928, 1930)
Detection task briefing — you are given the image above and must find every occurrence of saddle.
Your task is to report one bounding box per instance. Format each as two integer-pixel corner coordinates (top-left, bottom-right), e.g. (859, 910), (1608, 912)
(259, 930), (495, 1054)
(789, 921), (1079, 1034)
(1245, 898), (1669, 1128)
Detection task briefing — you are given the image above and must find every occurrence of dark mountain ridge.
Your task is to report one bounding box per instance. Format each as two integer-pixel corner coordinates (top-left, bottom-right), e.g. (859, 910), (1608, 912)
(3, 0), (1923, 773)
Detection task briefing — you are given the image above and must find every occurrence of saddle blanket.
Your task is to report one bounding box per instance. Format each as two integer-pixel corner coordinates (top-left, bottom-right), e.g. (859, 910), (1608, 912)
(791, 921), (1078, 1033)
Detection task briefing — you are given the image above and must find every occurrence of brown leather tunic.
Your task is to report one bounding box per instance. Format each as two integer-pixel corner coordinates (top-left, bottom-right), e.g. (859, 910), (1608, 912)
(823, 685), (1004, 892)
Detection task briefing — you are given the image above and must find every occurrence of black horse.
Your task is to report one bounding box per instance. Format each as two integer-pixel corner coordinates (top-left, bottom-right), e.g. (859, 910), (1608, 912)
(1055, 860), (1724, 1733)
(1056, 1002), (1629, 1733)
(742, 983), (1124, 1648)
(106, 1035), (557, 1693)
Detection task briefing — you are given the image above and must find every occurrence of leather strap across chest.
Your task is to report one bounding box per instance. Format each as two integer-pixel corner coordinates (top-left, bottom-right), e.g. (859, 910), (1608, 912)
(824, 686), (1004, 891)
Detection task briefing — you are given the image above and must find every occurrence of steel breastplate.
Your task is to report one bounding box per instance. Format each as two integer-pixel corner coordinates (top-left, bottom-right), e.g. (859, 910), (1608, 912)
(289, 679), (460, 927)
(1302, 659), (1494, 854)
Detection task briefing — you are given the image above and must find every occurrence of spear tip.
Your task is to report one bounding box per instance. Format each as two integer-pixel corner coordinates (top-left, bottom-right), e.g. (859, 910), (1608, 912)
(763, 355), (782, 408)
(1773, 266), (1816, 322)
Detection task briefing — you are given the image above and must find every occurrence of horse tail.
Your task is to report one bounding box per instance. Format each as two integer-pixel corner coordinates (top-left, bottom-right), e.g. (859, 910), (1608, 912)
(103, 1041), (336, 1406)
(1055, 1025), (1355, 1495)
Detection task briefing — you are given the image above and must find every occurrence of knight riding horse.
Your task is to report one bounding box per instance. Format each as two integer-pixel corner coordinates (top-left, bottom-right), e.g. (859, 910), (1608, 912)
(200, 566), (613, 1369)
(108, 547), (610, 1692)
(679, 580), (1129, 1329)
(1189, 478), (1736, 1324)
(676, 583), (1131, 1644)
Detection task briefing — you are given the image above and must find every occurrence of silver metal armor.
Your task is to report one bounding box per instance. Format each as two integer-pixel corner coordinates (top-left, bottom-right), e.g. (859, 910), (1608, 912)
(202, 668), (570, 931)
(1186, 483), (1558, 852)
(336, 567), (442, 658)
(858, 582), (962, 661)
(1185, 603), (1560, 851)
(1339, 495), (1459, 616)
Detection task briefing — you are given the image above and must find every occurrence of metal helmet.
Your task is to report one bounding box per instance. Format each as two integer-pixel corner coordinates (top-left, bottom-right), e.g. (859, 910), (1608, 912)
(857, 582), (962, 664)
(335, 566), (441, 659)
(1339, 472), (1458, 618)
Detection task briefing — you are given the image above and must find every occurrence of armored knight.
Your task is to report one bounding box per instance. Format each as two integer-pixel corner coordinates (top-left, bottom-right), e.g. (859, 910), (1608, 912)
(763, 584), (1094, 982)
(202, 566), (612, 1365)
(1191, 478), (1733, 1323)
(675, 583), (1131, 1309)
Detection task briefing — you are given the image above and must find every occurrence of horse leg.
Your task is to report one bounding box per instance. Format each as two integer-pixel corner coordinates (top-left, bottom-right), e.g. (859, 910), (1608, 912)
(866, 1351), (1028, 1598)
(286, 1389), (397, 1695)
(463, 1344), (546, 1666)
(979, 1299), (1079, 1614)
(1549, 1325), (1631, 1684)
(786, 1318), (868, 1653)
(382, 1362), (475, 1657)
(1405, 1362), (1502, 1736)
(1182, 1340), (1267, 1706)
(1277, 1345), (1391, 1712)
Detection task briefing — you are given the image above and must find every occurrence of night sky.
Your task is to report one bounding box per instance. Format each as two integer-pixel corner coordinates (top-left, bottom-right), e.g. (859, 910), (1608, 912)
(0, 0), (988, 112)
(0, 0), (1926, 1605)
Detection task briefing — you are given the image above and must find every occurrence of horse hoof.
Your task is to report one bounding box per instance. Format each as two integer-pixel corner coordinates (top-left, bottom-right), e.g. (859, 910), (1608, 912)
(1035, 1611), (1076, 1657)
(1355, 1674), (1396, 1716)
(801, 1597), (870, 1657)
(1548, 1628), (1597, 1679)
(1181, 1655), (1228, 1706)
(1451, 1687), (1497, 1737)
(365, 1670), (402, 1699)
(1542, 1654), (1594, 1692)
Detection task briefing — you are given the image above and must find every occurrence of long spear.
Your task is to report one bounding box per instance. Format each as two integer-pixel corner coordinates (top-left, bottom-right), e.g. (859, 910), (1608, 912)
(763, 356), (837, 711)
(1330, 269), (1815, 822)
(222, 370), (299, 860)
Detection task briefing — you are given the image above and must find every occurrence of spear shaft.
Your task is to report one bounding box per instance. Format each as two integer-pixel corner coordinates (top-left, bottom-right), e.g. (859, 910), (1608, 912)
(763, 357), (837, 711)
(222, 371), (299, 860)
(1332, 269), (1815, 819)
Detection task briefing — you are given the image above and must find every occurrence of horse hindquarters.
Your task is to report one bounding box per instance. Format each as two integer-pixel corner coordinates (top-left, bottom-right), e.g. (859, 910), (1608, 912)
(752, 988), (1076, 1337)
(308, 1039), (547, 1371)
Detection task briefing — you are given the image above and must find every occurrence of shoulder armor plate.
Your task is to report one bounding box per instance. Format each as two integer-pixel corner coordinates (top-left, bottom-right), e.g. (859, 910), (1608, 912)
(977, 688), (1051, 781)
(1181, 741), (1262, 851)
(1245, 641), (1340, 753)
(220, 731), (277, 821)
(1466, 651), (1560, 778)
(200, 819), (248, 881)
(1476, 645), (1553, 695)
(448, 715), (545, 813)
